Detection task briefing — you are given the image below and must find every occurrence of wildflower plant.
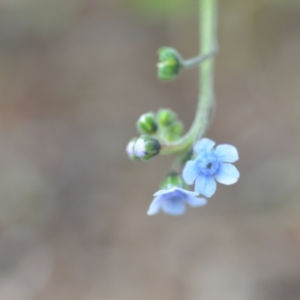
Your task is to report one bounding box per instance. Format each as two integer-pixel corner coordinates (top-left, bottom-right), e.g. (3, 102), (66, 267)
(126, 0), (240, 216)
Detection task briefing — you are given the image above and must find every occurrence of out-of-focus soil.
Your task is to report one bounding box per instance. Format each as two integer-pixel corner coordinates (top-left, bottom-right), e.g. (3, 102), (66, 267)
(0, 1), (299, 299)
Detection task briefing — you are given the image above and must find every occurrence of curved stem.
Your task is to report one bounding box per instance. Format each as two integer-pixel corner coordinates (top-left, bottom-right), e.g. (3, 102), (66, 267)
(160, 0), (217, 155)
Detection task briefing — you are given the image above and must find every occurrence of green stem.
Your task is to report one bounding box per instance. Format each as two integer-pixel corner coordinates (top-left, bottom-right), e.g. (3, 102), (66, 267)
(182, 46), (217, 70)
(160, 0), (217, 155)
(171, 149), (193, 172)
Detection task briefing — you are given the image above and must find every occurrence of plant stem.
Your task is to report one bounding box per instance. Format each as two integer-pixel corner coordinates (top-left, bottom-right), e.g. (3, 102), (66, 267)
(182, 46), (217, 70)
(160, 0), (217, 155)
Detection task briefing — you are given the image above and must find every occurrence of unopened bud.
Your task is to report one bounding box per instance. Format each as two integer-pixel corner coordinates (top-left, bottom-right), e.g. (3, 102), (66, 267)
(169, 121), (184, 136)
(133, 135), (161, 160)
(156, 108), (177, 127)
(157, 47), (183, 82)
(160, 121), (184, 142)
(136, 112), (157, 135)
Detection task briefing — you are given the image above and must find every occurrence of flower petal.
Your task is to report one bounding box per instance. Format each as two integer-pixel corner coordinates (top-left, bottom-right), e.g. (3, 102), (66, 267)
(162, 199), (186, 216)
(133, 138), (146, 157)
(182, 161), (197, 185)
(215, 163), (240, 185)
(195, 175), (216, 198)
(147, 197), (162, 215)
(194, 138), (215, 155)
(186, 195), (207, 207)
(153, 189), (171, 197)
(175, 187), (198, 197)
(214, 144), (239, 163)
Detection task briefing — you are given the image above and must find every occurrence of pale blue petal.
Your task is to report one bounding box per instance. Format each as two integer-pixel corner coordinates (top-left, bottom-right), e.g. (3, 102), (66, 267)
(147, 197), (162, 215)
(186, 196), (207, 207)
(194, 138), (215, 155)
(215, 163), (240, 185)
(175, 187), (198, 197)
(182, 161), (197, 185)
(162, 200), (186, 216)
(214, 144), (239, 163)
(153, 189), (168, 197)
(195, 175), (216, 198)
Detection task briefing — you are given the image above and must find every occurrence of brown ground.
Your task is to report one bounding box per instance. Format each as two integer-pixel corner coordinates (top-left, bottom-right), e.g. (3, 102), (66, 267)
(0, 1), (299, 299)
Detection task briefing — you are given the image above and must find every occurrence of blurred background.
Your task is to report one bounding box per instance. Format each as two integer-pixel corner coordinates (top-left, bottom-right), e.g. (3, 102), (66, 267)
(0, 0), (300, 299)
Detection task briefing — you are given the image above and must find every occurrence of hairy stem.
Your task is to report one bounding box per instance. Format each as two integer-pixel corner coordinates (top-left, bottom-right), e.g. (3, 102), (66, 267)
(160, 0), (217, 155)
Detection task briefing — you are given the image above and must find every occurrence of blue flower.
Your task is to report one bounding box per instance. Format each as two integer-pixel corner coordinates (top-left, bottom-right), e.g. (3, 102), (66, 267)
(147, 187), (207, 216)
(182, 138), (240, 198)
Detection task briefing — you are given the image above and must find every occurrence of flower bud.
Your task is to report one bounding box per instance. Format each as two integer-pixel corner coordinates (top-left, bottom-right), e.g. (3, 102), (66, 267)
(157, 47), (183, 82)
(169, 121), (184, 136)
(126, 137), (140, 160)
(133, 135), (161, 160)
(160, 172), (188, 189)
(156, 108), (177, 127)
(136, 112), (158, 135)
(162, 121), (184, 142)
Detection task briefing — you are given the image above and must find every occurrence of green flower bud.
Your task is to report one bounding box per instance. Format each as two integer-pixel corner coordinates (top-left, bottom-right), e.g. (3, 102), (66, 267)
(160, 121), (184, 142)
(160, 172), (188, 189)
(169, 121), (184, 137)
(133, 135), (161, 160)
(136, 112), (158, 135)
(157, 47), (183, 82)
(156, 108), (177, 127)
(158, 47), (182, 62)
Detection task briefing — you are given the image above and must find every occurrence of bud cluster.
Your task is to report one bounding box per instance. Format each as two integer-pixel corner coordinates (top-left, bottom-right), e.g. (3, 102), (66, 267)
(126, 108), (184, 160)
(156, 109), (184, 142)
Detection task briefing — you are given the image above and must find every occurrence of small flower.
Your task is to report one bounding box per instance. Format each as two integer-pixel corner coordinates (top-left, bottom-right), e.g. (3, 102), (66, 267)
(147, 187), (207, 216)
(182, 138), (240, 198)
(147, 172), (206, 216)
